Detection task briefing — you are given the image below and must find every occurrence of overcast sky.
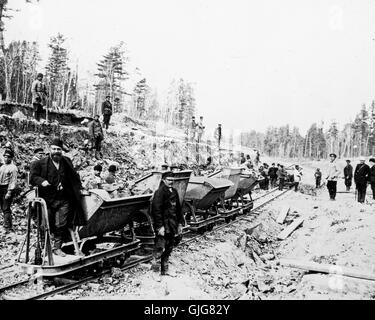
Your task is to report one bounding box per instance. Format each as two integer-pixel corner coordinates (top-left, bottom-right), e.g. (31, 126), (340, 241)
(5, 0), (375, 134)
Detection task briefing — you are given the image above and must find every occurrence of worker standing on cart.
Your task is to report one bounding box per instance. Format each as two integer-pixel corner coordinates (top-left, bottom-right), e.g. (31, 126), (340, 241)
(151, 171), (184, 276)
(30, 138), (86, 257)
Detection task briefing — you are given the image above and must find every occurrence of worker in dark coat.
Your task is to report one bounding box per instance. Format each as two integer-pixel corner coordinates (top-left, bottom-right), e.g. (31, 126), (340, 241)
(343, 160), (353, 192)
(368, 158), (375, 200)
(151, 171), (184, 275)
(30, 137), (86, 256)
(101, 95), (113, 130)
(314, 168), (322, 188)
(268, 163), (278, 188)
(354, 157), (370, 204)
(88, 115), (104, 159)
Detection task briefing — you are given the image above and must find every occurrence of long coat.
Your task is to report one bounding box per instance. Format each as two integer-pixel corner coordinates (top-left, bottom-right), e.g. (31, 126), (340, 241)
(30, 156), (86, 226)
(369, 165), (375, 184)
(88, 119), (104, 139)
(151, 181), (184, 235)
(354, 163), (370, 186)
(344, 164), (353, 179)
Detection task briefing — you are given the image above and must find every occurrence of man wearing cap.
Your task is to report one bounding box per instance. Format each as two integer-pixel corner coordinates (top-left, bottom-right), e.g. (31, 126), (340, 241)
(30, 138), (86, 256)
(31, 148), (45, 163)
(354, 157), (370, 203)
(31, 73), (48, 122)
(101, 95), (113, 130)
(343, 160), (353, 192)
(0, 149), (18, 232)
(88, 115), (104, 159)
(369, 158), (375, 200)
(83, 164), (103, 190)
(268, 163), (278, 188)
(151, 171), (184, 276)
(326, 153), (340, 200)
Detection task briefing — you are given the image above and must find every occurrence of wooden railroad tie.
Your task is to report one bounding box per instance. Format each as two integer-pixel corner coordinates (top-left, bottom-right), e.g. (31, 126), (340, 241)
(277, 217), (304, 240)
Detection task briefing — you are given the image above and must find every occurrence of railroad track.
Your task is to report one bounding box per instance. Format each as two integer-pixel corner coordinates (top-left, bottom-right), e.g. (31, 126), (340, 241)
(0, 187), (290, 300)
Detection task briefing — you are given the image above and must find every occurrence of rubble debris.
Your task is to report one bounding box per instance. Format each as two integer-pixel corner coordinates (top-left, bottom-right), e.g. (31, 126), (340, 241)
(276, 205), (290, 224)
(277, 217), (304, 240)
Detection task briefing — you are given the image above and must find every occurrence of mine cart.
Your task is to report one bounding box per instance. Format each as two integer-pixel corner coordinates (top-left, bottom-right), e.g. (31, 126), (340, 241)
(208, 167), (243, 222)
(18, 189), (153, 277)
(183, 176), (233, 232)
(234, 170), (259, 214)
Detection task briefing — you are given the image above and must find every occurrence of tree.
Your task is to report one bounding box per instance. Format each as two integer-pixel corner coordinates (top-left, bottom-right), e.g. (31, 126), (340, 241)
(45, 33), (69, 108)
(0, 0), (39, 100)
(94, 42), (128, 115)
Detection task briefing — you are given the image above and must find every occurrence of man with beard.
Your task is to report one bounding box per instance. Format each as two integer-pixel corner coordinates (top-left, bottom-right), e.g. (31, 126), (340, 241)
(354, 157), (370, 204)
(343, 160), (353, 192)
(30, 138), (86, 256)
(151, 171), (184, 276)
(0, 149), (18, 232)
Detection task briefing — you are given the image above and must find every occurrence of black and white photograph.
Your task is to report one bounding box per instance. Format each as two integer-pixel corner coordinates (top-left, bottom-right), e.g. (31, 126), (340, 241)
(0, 0), (375, 306)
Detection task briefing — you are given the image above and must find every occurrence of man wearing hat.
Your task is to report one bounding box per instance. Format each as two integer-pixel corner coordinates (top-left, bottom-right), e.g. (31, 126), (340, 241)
(0, 149), (18, 232)
(354, 157), (370, 203)
(151, 171), (184, 276)
(101, 95), (113, 130)
(30, 137), (86, 256)
(325, 153), (340, 200)
(31, 147), (45, 163)
(343, 160), (353, 192)
(31, 73), (48, 122)
(368, 158), (375, 200)
(88, 114), (104, 159)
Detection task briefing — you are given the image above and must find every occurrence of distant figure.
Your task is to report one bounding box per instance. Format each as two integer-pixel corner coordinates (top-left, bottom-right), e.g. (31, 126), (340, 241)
(326, 153), (340, 200)
(104, 165), (117, 184)
(151, 171), (184, 276)
(277, 164), (287, 190)
(369, 158), (375, 200)
(258, 166), (268, 190)
(0, 149), (18, 232)
(354, 157), (370, 203)
(343, 159), (353, 192)
(268, 163), (278, 188)
(214, 124), (222, 148)
(88, 115), (104, 159)
(161, 164), (169, 171)
(293, 165), (302, 192)
(31, 73), (48, 122)
(314, 168), (322, 188)
(197, 116), (205, 143)
(101, 95), (113, 130)
(255, 150), (260, 166)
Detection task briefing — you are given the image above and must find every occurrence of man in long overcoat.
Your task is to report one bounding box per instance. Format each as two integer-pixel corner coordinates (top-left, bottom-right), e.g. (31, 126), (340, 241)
(344, 160), (353, 192)
(151, 171), (184, 275)
(30, 138), (86, 256)
(354, 157), (370, 204)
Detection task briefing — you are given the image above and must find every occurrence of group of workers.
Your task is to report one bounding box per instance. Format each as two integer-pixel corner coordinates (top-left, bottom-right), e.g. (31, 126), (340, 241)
(321, 153), (375, 203)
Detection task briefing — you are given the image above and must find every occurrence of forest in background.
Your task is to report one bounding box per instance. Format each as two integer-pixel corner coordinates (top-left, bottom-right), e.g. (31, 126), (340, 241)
(1, 0), (375, 159)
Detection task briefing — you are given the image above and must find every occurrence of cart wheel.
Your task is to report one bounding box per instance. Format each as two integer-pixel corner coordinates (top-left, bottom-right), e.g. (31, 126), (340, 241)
(231, 215), (237, 221)
(198, 226), (207, 234)
(207, 224), (214, 231)
(225, 217), (231, 223)
(183, 202), (197, 224)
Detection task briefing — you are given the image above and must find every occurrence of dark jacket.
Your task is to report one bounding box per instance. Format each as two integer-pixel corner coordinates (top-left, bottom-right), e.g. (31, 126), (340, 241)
(30, 156), (86, 226)
(152, 181), (184, 234)
(88, 119), (104, 139)
(101, 101), (113, 115)
(354, 163), (370, 186)
(344, 164), (353, 179)
(369, 165), (375, 183)
(268, 167), (278, 178)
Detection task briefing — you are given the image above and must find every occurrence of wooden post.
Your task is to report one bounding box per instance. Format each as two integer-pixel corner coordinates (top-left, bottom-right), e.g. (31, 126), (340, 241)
(277, 217), (304, 240)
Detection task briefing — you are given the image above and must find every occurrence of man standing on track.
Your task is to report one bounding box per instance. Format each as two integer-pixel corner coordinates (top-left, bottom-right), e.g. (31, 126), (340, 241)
(151, 171), (184, 276)
(369, 158), (375, 200)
